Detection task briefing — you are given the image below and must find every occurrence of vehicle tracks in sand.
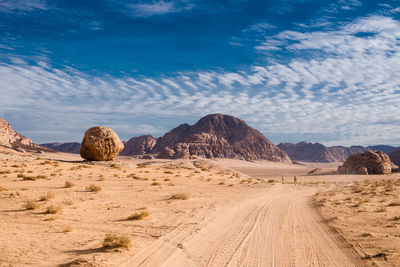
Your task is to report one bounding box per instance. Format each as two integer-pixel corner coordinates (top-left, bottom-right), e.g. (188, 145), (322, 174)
(121, 184), (366, 267)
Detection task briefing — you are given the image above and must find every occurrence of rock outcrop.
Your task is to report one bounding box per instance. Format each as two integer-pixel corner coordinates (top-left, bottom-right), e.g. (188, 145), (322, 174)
(120, 135), (157, 156)
(0, 118), (49, 153)
(154, 114), (291, 162)
(338, 150), (393, 174)
(80, 126), (124, 161)
(389, 148), (400, 166)
(41, 142), (81, 154)
(278, 142), (398, 163)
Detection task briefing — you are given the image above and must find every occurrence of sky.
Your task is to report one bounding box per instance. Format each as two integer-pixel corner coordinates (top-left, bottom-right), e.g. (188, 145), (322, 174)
(1, 0), (400, 146)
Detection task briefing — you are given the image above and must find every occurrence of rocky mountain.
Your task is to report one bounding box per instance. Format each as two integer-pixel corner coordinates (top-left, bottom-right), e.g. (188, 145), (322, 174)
(120, 135), (157, 156)
(152, 114), (291, 162)
(41, 142), (81, 154)
(278, 142), (399, 163)
(389, 148), (400, 166)
(0, 118), (50, 153)
(368, 145), (398, 155)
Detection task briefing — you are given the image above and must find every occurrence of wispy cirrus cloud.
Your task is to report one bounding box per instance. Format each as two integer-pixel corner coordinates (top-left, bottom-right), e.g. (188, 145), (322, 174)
(1, 15), (400, 146)
(126, 0), (194, 17)
(0, 0), (48, 13)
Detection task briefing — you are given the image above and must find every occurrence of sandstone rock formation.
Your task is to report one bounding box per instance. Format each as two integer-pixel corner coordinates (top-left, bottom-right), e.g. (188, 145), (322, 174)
(278, 142), (369, 163)
(0, 118), (50, 153)
(154, 114), (291, 162)
(120, 135), (157, 156)
(338, 150), (392, 175)
(389, 148), (400, 166)
(80, 126), (124, 161)
(41, 142), (81, 154)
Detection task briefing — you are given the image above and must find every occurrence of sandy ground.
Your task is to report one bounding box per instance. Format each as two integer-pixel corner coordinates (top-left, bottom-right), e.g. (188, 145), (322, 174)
(313, 175), (400, 267)
(0, 150), (397, 266)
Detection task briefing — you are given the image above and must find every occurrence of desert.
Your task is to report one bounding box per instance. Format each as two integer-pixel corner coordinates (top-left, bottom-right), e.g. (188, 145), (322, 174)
(2, 1), (400, 266)
(1, 115), (400, 266)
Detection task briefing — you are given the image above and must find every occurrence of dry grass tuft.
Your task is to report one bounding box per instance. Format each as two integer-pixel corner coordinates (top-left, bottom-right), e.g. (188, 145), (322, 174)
(63, 226), (73, 233)
(65, 181), (74, 188)
(45, 205), (62, 214)
(23, 200), (38, 210)
(169, 193), (189, 200)
(151, 182), (160, 186)
(86, 184), (101, 192)
(39, 191), (54, 201)
(127, 211), (149, 220)
(102, 234), (131, 249)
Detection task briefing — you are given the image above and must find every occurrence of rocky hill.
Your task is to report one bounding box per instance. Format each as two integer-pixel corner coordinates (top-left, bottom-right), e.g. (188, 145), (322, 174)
(41, 142), (81, 154)
(120, 135), (157, 156)
(278, 142), (398, 163)
(152, 114), (291, 162)
(0, 118), (50, 153)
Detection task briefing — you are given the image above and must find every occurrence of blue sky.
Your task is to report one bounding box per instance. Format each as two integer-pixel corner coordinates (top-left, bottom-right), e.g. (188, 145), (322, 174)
(1, 0), (400, 146)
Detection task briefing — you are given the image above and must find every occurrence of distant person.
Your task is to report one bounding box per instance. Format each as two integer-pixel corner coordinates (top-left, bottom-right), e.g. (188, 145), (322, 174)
(294, 176), (297, 185)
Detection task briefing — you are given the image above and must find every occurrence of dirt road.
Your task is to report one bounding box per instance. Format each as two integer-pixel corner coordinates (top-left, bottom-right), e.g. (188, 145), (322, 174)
(121, 184), (364, 267)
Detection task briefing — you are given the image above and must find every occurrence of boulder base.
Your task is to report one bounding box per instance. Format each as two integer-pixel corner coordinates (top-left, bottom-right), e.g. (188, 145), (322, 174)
(80, 126), (124, 161)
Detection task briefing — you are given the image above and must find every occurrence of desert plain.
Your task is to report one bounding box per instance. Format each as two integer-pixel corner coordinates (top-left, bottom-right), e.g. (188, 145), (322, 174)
(0, 149), (399, 267)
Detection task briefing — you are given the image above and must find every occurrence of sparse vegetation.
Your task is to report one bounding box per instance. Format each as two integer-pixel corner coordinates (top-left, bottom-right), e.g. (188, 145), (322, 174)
(164, 171), (173, 174)
(23, 200), (39, 210)
(127, 211), (149, 220)
(151, 182), (160, 186)
(63, 226), (73, 233)
(102, 234), (131, 249)
(86, 184), (101, 192)
(39, 191), (54, 201)
(45, 205), (62, 214)
(169, 193), (189, 200)
(65, 181), (74, 188)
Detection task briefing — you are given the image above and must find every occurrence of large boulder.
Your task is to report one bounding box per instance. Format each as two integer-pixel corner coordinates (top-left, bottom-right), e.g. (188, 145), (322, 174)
(80, 126), (124, 161)
(338, 150), (392, 175)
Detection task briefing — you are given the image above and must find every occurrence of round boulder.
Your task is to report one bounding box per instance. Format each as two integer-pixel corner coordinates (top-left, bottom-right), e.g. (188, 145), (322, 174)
(80, 126), (124, 161)
(338, 150), (392, 175)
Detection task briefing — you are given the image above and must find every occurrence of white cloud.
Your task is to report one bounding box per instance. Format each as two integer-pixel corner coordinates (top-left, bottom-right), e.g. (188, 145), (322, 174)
(1, 15), (400, 146)
(127, 0), (193, 17)
(0, 0), (48, 13)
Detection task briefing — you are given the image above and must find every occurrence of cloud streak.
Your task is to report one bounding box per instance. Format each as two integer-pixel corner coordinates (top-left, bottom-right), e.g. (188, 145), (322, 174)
(1, 15), (400, 146)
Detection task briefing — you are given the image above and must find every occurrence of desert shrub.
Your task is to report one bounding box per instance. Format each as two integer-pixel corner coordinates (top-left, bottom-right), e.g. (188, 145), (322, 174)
(164, 171), (173, 174)
(23, 200), (38, 210)
(127, 211), (149, 220)
(151, 182), (160, 186)
(86, 184), (101, 192)
(164, 178), (171, 181)
(39, 191), (54, 201)
(102, 234), (131, 249)
(23, 176), (36, 181)
(65, 181), (74, 188)
(63, 226), (73, 233)
(45, 205), (61, 214)
(169, 193), (189, 200)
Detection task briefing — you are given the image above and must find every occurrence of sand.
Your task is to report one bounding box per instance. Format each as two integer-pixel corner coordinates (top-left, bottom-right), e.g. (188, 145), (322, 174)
(0, 150), (398, 266)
